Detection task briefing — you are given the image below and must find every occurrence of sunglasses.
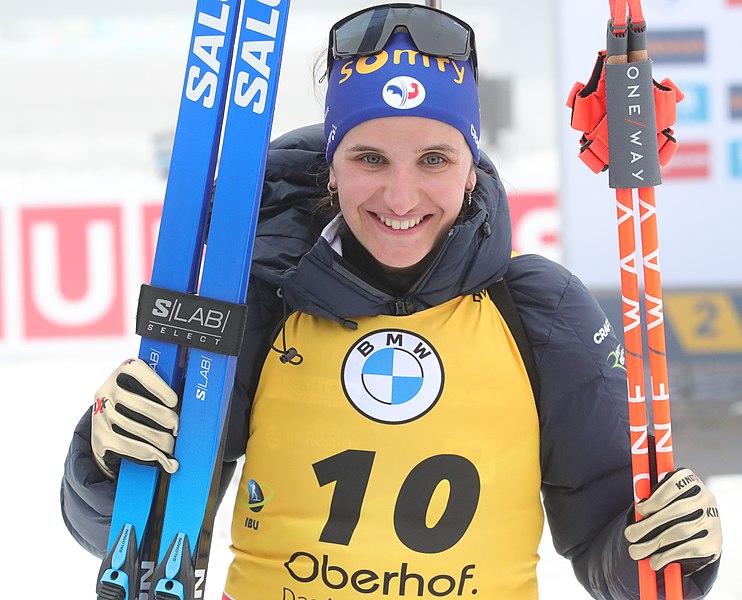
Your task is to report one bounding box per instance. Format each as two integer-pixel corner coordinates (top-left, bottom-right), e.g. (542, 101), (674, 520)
(328, 3), (478, 82)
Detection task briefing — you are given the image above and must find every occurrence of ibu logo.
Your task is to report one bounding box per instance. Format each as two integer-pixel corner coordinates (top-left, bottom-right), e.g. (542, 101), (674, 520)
(342, 329), (444, 424)
(241, 478), (274, 513)
(732, 141), (742, 178)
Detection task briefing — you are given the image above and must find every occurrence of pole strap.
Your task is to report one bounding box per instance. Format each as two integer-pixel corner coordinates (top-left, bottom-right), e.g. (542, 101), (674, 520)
(565, 0), (685, 176)
(609, 0), (646, 34)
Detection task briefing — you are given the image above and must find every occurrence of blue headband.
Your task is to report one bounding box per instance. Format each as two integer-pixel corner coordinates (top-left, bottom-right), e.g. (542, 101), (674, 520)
(324, 31), (481, 165)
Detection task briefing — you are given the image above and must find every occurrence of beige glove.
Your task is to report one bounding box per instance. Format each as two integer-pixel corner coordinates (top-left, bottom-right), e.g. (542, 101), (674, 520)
(91, 358), (180, 479)
(625, 468), (722, 575)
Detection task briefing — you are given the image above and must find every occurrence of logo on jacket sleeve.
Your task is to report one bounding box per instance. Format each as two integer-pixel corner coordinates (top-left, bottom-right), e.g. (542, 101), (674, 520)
(341, 329), (444, 424)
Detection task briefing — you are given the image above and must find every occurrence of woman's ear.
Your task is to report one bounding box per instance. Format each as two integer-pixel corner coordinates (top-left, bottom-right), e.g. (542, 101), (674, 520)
(467, 163), (477, 191)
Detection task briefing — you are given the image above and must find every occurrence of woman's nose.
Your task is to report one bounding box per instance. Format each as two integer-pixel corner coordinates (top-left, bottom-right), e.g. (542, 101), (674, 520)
(383, 168), (421, 215)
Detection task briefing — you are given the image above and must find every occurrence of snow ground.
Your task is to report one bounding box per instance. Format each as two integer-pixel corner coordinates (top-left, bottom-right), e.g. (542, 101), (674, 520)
(5, 353), (738, 599)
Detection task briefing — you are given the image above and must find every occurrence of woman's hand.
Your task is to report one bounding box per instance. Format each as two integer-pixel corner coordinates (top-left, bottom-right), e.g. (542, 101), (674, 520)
(625, 468), (722, 575)
(90, 358), (180, 479)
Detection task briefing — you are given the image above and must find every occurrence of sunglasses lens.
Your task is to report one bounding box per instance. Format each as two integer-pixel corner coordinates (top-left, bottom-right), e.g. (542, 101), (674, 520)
(332, 6), (472, 61)
(333, 7), (396, 57)
(404, 10), (471, 58)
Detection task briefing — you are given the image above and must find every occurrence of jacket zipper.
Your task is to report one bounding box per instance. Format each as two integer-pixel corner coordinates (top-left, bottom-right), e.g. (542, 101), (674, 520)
(329, 227), (460, 317)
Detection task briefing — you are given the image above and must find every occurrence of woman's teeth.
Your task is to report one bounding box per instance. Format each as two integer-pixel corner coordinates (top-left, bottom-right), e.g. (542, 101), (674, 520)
(377, 215), (424, 231)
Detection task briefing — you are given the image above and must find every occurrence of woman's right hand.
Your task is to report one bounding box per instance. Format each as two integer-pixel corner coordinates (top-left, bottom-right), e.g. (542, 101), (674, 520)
(91, 358), (180, 479)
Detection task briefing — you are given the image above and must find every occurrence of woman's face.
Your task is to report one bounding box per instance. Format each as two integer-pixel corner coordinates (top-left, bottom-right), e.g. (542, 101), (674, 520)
(330, 116), (477, 270)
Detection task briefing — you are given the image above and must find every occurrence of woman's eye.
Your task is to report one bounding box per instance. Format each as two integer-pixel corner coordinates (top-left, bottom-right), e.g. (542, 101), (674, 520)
(361, 154), (383, 165)
(423, 154), (446, 166)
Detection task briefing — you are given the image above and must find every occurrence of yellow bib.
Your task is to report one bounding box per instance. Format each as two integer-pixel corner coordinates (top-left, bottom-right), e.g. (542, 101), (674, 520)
(224, 293), (543, 600)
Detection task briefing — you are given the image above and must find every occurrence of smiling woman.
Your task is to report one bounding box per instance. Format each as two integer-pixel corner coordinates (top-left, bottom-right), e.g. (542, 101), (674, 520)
(60, 4), (722, 600)
(321, 23), (481, 272)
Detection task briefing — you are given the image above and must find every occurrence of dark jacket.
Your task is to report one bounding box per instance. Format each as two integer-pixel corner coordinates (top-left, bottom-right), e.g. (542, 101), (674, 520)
(61, 124), (718, 599)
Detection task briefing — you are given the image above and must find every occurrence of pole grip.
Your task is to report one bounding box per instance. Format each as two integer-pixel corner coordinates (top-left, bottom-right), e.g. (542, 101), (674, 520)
(605, 60), (662, 189)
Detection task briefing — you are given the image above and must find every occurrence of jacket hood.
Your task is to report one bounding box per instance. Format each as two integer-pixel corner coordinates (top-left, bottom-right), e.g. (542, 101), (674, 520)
(250, 124), (513, 322)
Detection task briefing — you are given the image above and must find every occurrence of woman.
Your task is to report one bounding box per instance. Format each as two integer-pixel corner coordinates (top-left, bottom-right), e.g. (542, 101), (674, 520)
(61, 5), (721, 599)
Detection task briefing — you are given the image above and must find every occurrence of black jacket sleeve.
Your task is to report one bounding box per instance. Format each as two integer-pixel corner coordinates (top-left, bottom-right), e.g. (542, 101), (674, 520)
(507, 254), (718, 599)
(60, 408), (116, 558)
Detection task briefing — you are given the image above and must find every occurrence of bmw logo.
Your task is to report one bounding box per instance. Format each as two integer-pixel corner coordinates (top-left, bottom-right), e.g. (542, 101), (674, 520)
(341, 329), (444, 424)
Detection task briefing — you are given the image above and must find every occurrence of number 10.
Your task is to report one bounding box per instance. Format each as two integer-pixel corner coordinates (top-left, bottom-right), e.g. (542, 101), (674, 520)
(313, 450), (480, 554)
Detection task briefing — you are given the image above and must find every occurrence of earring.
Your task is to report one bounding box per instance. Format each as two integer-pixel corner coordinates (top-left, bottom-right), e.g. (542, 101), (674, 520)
(327, 181), (338, 207)
(467, 189), (474, 206)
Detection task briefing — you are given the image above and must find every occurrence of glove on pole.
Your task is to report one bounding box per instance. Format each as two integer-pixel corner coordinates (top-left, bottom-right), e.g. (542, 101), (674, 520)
(91, 358), (180, 479)
(626, 468), (722, 575)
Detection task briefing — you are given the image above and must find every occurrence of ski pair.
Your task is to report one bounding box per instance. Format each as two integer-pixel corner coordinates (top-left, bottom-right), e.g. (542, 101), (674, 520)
(96, 1), (291, 599)
(569, 2), (684, 598)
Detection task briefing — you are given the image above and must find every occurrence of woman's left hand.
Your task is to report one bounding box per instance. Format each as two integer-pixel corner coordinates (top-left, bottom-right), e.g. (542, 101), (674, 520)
(624, 468), (722, 575)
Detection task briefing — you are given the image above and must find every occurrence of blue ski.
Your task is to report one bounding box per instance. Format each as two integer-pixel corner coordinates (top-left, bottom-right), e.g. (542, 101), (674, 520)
(97, 1), (292, 599)
(96, 1), (242, 599)
(151, 2), (291, 598)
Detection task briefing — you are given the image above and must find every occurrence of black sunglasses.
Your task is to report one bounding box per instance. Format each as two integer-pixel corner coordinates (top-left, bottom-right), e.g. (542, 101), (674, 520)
(327, 3), (478, 82)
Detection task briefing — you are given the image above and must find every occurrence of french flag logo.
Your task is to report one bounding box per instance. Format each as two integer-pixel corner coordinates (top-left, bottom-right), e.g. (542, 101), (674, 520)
(383, 76), (426, 110)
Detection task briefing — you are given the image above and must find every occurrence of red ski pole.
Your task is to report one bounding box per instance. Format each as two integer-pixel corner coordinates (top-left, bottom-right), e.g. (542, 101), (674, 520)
(637, 186), (683, 598)
(615, 183), (659, 600)
(567, 0), (687, 594)
(610, 10), (684, 599)
(565, 1), (685, 595)
(600, 15), (658, 597)
(625, 16), (684, 596)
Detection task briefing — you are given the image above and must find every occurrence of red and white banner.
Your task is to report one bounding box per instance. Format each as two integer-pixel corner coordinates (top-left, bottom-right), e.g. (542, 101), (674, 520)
(142, 203), (163, 281)
(0, 199), (162, 355)
(510, 193), (561, 263)
(21, 206), (125, 338)
(661, 142), (711, 180)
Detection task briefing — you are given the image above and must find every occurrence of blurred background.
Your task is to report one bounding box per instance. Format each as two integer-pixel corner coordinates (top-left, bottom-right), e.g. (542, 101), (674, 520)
(1, 0), (739, 597)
